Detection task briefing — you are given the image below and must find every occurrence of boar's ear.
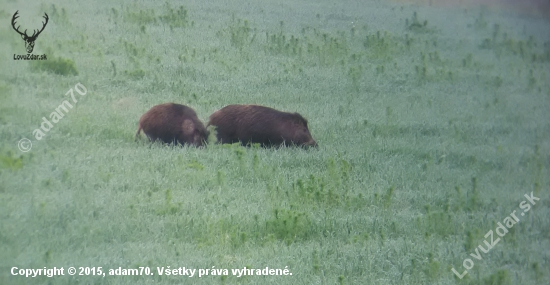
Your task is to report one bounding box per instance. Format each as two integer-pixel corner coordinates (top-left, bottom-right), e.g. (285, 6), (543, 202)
(294, 113), (308, 126)
(181, 119), (195, 137)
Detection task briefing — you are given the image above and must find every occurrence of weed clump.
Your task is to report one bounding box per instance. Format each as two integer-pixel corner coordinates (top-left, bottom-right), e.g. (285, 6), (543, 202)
(123, 6), (157, 25)
(407, 12), (429, 32)
(423, 252), (441, 280)
(265, 208), (311, 244)
(483, 269), (511, 285)
(466, 177), (480, 211)
(155, 189), (181, 216)
(29, 56), (78, 76)
(123, 2), (190, 28)
(159, 3), (189, 27)
(124, 69), (145, 80)
(0, 151), (25, 170)
(417, 211), (455, 237)
(229, 18), (254, 50)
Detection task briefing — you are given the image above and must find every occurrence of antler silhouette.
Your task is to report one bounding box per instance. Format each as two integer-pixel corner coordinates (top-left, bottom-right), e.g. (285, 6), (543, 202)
(33, 13), (49, 39)
(11, 10), (49, 53)
(11, 11), (26, 38)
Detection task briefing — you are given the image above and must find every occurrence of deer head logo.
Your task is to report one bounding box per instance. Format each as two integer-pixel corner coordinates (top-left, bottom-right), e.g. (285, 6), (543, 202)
(11, 10), (49, 54)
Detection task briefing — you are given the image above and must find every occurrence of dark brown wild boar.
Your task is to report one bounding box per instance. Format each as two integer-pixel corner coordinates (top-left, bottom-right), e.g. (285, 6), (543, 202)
(207, 104), (317, 147)
(135, 103), (208, 147)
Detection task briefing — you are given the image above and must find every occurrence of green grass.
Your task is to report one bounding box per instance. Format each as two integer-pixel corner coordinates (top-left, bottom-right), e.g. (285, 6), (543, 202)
(1, 0), (549, 284)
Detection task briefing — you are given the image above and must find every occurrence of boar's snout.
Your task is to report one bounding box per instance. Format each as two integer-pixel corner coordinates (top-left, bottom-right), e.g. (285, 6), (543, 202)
(193, 130), (209, 147)
(303, 139), (318, 148)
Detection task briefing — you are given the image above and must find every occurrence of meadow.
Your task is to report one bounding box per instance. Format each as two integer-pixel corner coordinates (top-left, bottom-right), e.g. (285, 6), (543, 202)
(0, 0), (549, 284)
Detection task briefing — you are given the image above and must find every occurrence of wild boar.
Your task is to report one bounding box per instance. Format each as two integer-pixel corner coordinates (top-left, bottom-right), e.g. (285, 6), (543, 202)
(207, 104), (317, 147)
(135, 103), (208, 147)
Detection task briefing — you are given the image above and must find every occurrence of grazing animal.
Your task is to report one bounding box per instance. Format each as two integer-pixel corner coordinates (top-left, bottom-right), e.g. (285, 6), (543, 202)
(135, 103), (208, 147)
(207, 104), (317, 147)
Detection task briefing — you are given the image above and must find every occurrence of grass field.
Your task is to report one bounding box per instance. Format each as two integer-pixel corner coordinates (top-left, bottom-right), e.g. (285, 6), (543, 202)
(1, 0), (549, 284)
